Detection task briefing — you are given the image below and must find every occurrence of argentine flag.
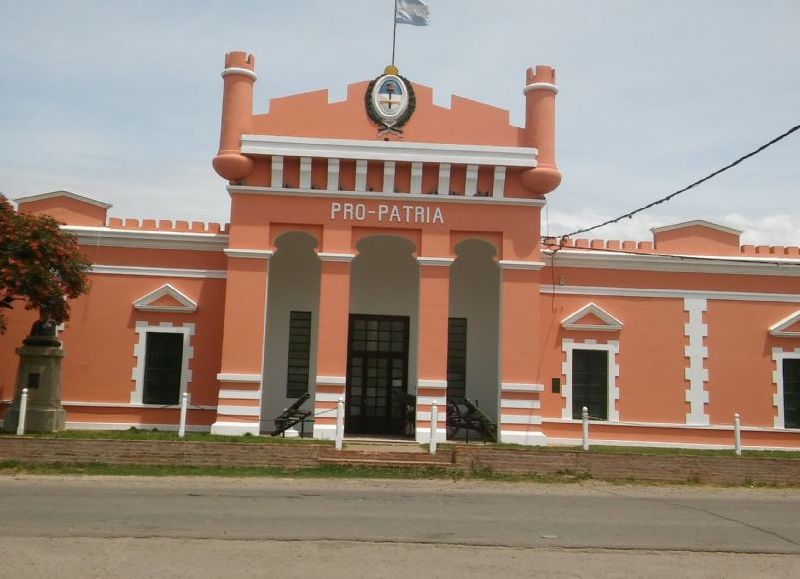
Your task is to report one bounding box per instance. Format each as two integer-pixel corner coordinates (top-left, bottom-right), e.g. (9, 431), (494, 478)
(395, 0), (430, 26)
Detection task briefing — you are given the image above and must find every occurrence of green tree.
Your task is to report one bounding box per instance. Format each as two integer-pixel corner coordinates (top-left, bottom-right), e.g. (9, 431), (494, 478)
(0, 194), (91, 334)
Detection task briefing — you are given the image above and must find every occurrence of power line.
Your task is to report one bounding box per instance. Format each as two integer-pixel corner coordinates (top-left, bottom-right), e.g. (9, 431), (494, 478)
(553, 123), (800, 240)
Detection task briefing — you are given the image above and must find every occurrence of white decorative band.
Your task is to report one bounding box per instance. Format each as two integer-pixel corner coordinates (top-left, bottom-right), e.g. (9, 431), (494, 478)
(318, 252), (356, 262)
(217, 373), (261, 383)
(218, 389), (261, 400)
(216, 405), (260, 416)
(224, 248), (274, 259)
(498, 260), (546, 270)
(501, 415), (543, 425)
(418, 379), (447, 389)
(417, 257), (455, 267)
(416, 411), (446, 421)
(524, 82), (558, 95)
(315, 392), (347, 402)
(416, 396), (445, 406)
(92, 265), (226, 279)
(501, 382), (544, 393)
(221, 67), (257, 81)
(501, 399), (541, 409)
(316, 375), (347, 386)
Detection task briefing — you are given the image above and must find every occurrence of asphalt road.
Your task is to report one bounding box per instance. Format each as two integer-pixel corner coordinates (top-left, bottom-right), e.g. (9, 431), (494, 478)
(1, 476), (799, 578)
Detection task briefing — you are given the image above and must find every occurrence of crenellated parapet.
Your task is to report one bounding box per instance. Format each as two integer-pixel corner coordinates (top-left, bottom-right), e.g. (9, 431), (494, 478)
(106, 217), (229, 234)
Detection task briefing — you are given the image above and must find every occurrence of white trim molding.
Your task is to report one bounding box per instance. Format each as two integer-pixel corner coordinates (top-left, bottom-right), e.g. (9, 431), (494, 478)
(524, 82), (558, 95)
(65, 226), (228, 252)
(543, 249), (800, 277)
(651, 220), (742, 236)
(221, 67), (257, 81)
(133, 284), (197, 313)
(317, 252), (356, 262)
(91, 265), (227, 279)
(240, 135), (538, 168)
(15, 190), (111, 209)
(541, 284), (800, 304)
(561, 338), (620, 422)
(228, 185), (546, 207)
(684, 298), (709, 426)
(417, 379), (448, 389)
(561, 302), (622, 332)
(769, 310), (800, 338)
(316, 375), (347, 386)
(498, 260), (546, 271)
(130, 321), (195, 405)
(417, 257), (455, 267)
(210, 421), (260, 436)
(217, 373), (261, 383)
(218, 389), (261, 400)
(772, 347), (800, 429)
(224, 248), (274, 259)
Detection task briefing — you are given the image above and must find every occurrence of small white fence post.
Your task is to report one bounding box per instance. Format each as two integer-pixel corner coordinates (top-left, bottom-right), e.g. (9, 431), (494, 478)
(582, 406), (589, 451)
(335, 397), (344, 451)
(178, 392), (189, 438)
(734, 413), (742, 456)
(16, 388), (29, 436)
(430, 401), (439, 455)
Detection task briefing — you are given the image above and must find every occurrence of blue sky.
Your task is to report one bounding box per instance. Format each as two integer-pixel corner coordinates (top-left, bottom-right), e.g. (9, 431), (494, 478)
(1, 1), (798, 244)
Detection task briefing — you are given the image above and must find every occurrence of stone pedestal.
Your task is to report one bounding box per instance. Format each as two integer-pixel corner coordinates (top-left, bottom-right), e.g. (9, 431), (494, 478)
(1, 334), (66, 433)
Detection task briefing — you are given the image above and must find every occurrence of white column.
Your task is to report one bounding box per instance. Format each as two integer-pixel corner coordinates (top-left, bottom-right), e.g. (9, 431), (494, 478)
(437, 163), (450, 195)
(299, 156), (312, 189)
(492, 166), (506, 198)
(355, 160), (368, 191)
(410, 162), (423, 194)
(271, 156), (284, 188)
(465, 164), (479, 196)
(383, 161), (396, 193)
(327, 158), (340, 191)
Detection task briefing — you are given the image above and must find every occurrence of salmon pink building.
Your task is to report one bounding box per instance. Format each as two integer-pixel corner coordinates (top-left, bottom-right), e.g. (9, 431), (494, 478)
(2, 51), (799, 449)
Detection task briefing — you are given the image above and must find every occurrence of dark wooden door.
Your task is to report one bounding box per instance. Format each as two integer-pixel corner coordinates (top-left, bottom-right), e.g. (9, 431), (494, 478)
(784, 359), (800, 428)
(572, 349), (608, 420)
(346, 315), (409, 435)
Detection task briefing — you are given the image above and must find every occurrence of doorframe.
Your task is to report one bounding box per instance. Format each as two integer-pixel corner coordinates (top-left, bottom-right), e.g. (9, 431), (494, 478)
(345, 313), (411, 435)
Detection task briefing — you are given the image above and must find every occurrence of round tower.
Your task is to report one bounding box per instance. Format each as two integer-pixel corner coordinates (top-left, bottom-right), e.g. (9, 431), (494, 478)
(212, 51), (256, 181)
(521, 66), (562, 196)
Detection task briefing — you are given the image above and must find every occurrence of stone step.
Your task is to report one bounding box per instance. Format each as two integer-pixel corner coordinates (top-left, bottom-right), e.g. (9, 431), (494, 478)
(318, 457), (457, 470)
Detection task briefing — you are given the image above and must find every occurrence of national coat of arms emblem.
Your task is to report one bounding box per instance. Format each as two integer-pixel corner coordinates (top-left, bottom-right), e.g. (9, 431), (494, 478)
(365, 66), (416, 136)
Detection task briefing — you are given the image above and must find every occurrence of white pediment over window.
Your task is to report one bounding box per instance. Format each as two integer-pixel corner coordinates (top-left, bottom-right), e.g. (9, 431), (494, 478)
(561, 302), (622, 332)
(769, 310), (800, 338)
(133, 284), (197, 313)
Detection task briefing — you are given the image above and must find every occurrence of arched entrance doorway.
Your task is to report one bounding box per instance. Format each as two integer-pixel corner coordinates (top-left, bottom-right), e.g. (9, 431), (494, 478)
(346, 235), (418, 436)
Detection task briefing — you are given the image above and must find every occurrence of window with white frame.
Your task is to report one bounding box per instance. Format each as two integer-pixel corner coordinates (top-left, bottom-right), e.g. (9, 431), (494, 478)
(561, 338), (619, 421)
(772, 347), (800, 429)
(131, 322), (194, 405)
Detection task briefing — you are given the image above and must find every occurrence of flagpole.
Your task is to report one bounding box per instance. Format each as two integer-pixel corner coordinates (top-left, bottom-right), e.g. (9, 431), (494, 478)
(391, 0), (398, 67)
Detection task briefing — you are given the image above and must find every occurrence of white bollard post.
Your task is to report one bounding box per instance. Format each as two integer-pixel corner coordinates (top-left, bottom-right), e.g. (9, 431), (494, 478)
(734, 413), (742, 456)
(430, 401), (439, 455)
(335, 398), (344, 451)
(582, 406), (589, 451)
(178, 392), (189, 438)
(17, 388), (29, 436)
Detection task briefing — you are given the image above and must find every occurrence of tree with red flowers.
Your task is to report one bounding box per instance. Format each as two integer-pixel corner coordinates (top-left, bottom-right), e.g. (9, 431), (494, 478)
(0, 194), (91, 334)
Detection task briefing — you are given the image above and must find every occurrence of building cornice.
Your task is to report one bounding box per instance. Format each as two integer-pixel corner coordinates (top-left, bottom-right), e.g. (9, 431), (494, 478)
(15, 190), (112, 209)
(227, 185), (546, 207)
(545, 249), (800, 277)
(240, 134), (538, 167)
(64, 226), (229, 252)
(542, 284), (800, 303)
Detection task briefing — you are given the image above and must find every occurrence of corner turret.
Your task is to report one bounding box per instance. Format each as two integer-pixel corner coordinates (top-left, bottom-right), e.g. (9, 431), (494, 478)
(212, 51), (256, 181)
(521, 66), (562, 196)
